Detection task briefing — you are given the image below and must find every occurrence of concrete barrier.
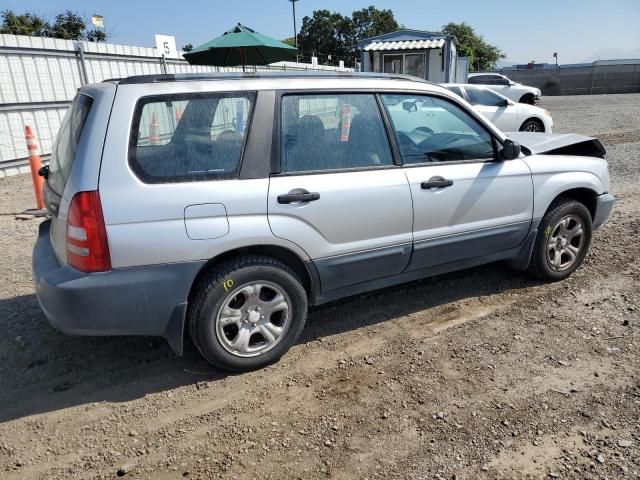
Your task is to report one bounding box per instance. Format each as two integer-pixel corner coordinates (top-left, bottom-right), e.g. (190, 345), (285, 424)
(491, 59), (640, 96)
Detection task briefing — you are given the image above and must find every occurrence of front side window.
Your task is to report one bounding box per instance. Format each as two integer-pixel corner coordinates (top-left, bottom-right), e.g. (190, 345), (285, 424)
(381, 94), (495, 164)
(281, 94), (393, 173)
(129, 92), (254, 183)
(465, 87), (506, 107)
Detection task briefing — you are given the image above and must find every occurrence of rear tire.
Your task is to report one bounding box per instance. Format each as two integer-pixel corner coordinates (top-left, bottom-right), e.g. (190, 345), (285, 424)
(527, 198), (592, 281)
(520, 118), (544, 133)
(189, 255), (308, 371)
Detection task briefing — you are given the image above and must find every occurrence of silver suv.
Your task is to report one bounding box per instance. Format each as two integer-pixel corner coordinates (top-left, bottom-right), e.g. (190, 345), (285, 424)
(33, 72), (614, 371)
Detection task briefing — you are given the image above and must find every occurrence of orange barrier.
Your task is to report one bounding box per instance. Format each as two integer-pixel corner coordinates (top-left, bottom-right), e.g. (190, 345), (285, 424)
(25, 125), (45, 210)
(149, 112), (160, 145)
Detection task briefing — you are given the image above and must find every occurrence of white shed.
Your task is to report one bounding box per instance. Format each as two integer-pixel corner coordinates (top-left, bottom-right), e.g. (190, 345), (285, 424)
(358, 29), (459, 83)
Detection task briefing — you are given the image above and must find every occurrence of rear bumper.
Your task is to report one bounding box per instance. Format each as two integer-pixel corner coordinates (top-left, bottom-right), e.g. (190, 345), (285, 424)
(32, 220), (204, 354)
(593, 193), (615, 229)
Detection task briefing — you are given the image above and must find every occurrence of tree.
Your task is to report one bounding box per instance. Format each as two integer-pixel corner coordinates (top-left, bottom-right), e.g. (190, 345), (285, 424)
(296, 6), (399, 66)
(281, 37), (295, 47)
(351, 6), (398, 45)
(297, 10), (353, 64)
(0, 9), (108, 42)
(86, 29), (107, 42)
(441, 22), (505, 71)
(50, 10), (86, 40)
(0, 10), (50, 36)
(182, 43), (193, 52)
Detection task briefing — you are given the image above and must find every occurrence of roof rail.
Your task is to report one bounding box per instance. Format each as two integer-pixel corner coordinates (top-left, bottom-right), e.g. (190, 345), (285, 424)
(111, 71), (435, 85)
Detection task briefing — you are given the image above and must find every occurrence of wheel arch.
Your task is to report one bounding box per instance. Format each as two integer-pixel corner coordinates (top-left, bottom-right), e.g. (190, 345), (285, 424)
(520, 117), (545, 132)
(519, 92), (535, 104)
(186, 244), (316, 307)
(544, 187), (598, 220)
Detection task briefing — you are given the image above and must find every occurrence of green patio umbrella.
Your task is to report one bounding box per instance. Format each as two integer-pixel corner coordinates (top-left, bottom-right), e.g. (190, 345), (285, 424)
(183, 23), (297, 69)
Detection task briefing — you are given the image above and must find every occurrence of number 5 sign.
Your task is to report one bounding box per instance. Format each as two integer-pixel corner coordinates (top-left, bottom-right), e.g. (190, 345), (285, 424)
(154, 34), (178, 59)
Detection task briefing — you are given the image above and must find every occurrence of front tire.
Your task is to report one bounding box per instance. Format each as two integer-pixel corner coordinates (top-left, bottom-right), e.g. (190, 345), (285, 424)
(520, 118), (544, 133)
(189, 255), (308, 371)
(527, 198), (592, 281)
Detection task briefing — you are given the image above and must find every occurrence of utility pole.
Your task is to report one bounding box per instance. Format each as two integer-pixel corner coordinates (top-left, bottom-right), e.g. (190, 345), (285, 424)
(289, 0), (300, 63)
(553, 52), (558, 68)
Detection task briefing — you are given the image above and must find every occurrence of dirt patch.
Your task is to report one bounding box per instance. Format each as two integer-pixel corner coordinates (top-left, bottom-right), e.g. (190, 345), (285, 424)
(593, 130), (640, 145)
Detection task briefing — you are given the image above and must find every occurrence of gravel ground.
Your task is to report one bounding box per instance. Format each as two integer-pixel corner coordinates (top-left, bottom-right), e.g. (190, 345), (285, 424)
(0, 94), (638, 480)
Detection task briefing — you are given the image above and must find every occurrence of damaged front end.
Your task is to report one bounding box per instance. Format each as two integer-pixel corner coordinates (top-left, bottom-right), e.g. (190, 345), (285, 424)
(506, 132), (606, 158)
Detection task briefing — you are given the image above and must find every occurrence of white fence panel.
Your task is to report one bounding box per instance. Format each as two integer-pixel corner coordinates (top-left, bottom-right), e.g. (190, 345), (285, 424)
(0, 33), (353, 173)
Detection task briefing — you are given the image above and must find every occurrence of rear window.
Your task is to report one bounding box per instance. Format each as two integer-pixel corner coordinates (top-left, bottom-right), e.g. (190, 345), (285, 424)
(129, 92), (255, 183)
(48, 94), (93, 195)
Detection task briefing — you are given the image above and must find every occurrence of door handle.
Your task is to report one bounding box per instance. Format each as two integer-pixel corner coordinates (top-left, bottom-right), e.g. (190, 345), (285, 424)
(277, 190), (321, 204)
(421, 176), (454, 189)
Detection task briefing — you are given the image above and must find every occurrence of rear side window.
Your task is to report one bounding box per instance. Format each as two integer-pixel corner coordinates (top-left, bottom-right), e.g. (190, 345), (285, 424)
(281, 93), (393, 173)
(48, 94), (93, 195)
(465, 87), (505, 106)
(129, 92), (254, 183)
(445, 86), (464, 98)
(467, 75), (485, 84)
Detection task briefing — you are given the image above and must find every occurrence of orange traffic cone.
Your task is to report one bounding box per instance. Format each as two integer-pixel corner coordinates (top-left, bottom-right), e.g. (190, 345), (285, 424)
(175, 106), (182, 123)
(25, 125), (45, 210)
(149, 112), (160, 145)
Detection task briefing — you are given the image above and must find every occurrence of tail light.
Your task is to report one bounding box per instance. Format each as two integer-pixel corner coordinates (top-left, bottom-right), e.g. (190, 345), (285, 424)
(66, 191), (111, 272)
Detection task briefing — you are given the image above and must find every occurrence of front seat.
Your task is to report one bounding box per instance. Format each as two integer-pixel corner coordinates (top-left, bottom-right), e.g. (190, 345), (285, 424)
(347, 114), (383, 167)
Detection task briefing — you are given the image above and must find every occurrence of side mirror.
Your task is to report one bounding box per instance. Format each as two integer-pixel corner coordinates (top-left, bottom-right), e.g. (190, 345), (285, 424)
(501, 139), (521, 160)
(498, 99), (509, 107)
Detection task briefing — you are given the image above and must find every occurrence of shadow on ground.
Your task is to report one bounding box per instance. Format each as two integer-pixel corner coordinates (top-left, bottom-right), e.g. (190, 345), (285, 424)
(0, 262), (539, 423)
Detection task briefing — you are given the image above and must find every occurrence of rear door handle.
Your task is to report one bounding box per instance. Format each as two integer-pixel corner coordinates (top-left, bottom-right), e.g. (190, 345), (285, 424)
(421, 176), (454, 189)
(277, 190), (321, 204)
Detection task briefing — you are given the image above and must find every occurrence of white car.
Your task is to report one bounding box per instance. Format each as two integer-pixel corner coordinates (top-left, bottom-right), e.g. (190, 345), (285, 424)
(468, 73), (541, 105)
(443, 84), (553, 133)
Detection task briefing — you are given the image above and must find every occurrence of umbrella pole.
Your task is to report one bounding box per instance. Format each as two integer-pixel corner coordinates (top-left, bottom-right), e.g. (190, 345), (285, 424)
(241, 47), (246, 72)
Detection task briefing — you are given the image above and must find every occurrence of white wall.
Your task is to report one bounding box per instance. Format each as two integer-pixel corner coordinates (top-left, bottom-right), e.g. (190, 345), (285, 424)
(428, 48), (445, 83)
(0, 34), (352, 173)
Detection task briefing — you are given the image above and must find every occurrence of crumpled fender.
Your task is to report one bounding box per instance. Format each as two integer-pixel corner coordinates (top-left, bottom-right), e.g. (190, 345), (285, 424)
(506, 132), (606, 158)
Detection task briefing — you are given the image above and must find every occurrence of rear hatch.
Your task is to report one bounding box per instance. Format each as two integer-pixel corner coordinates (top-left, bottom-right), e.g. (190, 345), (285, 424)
(44, 83), (116, 265)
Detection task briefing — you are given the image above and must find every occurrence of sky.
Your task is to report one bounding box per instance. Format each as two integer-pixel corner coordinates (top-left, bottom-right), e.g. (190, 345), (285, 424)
(4, 0), (640, 64)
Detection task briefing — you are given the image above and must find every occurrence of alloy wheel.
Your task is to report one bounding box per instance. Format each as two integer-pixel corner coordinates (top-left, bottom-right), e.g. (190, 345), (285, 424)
(215, 281), (291, 357)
